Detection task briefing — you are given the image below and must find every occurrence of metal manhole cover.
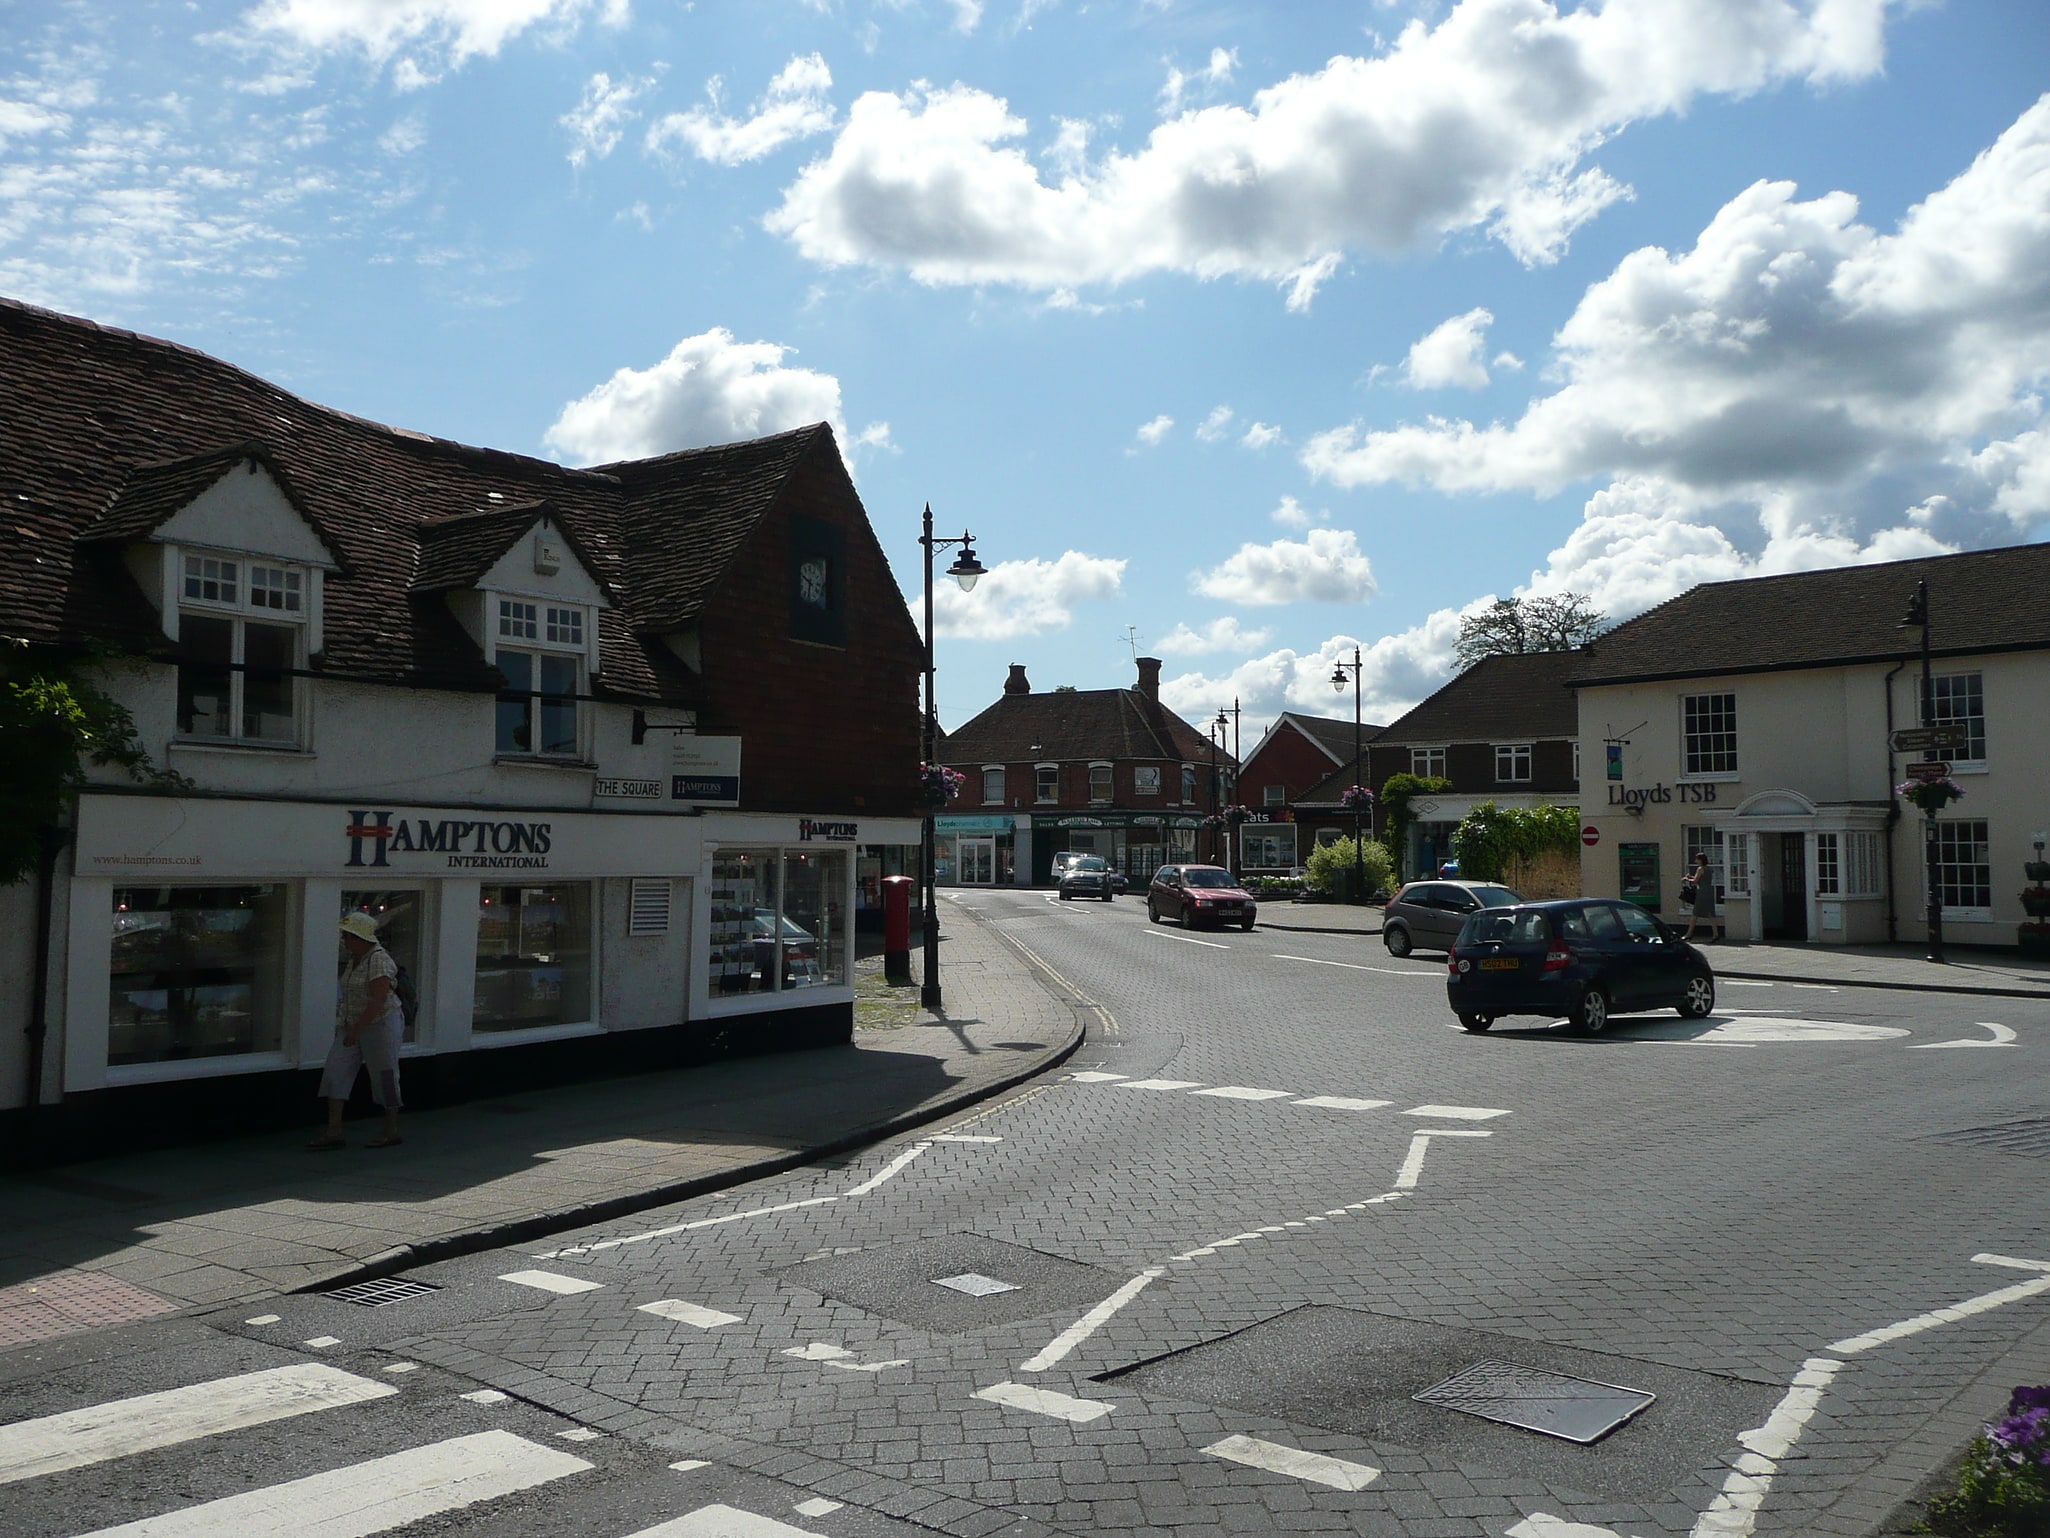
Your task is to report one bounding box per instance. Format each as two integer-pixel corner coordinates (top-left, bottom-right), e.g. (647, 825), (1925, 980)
(1929, 1118), (2050, 1158)
(325, 1278), (442, 1307)
(1414, 1360), (1655, 1444)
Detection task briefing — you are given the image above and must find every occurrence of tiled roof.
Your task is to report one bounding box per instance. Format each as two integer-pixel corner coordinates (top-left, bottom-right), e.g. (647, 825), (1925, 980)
(942, 686), (1225, 767)
(1569, 543), (2050, 686)
(1275, 711), (1382, 764)
(0, 298), (841, 703)
(1375, 650), (1581, 744)
(410, 502), (616, 600)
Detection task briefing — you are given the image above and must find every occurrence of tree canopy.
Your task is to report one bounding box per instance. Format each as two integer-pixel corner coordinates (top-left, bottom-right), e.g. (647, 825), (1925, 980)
(1454, 593), (1609, 670)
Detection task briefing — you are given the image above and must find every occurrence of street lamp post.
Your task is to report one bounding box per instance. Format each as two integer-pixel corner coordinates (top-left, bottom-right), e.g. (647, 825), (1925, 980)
(920, 503), (986, 1009)
(1901, 579), (1945, 964)
(1207, 715), (1221, 865)
(1332, 647), (1365, 904)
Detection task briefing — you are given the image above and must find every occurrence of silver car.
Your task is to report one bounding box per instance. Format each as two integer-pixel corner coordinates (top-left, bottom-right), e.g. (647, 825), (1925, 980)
(1057, 856), (1116, 901)
(1382, 879), (1520, 956)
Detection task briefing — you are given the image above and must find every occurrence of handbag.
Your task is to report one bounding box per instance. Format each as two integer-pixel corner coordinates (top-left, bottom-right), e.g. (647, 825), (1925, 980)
(1678, 879), (1697, 904)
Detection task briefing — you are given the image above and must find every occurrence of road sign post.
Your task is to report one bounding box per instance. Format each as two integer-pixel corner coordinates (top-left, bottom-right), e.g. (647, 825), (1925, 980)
(1890, 725), (1968, 755)
(1904, 761), (1952, 783)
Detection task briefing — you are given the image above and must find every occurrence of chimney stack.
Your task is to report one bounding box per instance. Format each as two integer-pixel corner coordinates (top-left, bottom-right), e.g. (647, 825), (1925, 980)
(1135, 656), (1162, 701)
(1004, 664), (1031, 695)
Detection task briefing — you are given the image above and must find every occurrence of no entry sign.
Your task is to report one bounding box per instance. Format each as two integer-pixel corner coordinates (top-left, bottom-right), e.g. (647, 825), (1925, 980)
(1581, 825), (1600, 847)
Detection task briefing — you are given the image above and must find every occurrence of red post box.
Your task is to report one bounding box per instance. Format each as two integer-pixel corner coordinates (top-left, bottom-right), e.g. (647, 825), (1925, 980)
(881, 875), (914, 985)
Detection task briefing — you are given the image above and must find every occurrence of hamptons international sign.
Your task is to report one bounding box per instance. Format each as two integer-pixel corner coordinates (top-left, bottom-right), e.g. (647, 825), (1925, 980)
(672, 735), (742, 806)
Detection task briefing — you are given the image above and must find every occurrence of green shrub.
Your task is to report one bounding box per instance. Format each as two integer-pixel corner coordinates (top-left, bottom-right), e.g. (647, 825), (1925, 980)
(1450, 800), (1581, 883)
(1305, 836), (1394, 899)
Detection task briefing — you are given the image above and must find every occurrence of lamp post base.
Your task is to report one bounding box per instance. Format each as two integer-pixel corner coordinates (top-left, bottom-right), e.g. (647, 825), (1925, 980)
(920, 983), (942, 1009)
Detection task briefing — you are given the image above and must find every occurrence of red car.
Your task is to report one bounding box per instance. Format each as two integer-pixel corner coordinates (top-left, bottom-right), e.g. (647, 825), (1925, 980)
(1147, 864), (1257, 930)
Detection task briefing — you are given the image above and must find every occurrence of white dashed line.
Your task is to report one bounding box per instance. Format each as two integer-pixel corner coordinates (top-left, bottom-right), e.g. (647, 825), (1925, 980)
(973, 1381), (1115, 1423)
(638, 1300), (741, 1329)
(498, 1270), (605, 1296)
(1019, 1270), (1164, 1372)
(243, 1315), (280, 1326)
(1147, 931), (1229, 949)
(794, 1498), (844, 1516)
(459, 1389), (509, 1405)
(535, 1195), (839, 1259)
(1272, 953), (1434, 976)
(933, 1133), (1005, 1141)
(842, 1142), (932, 1196)
(1067, 1072), (1126, 1082)
(1203, 1434), (1380, 1490)
(1293, 1095), (1393, 1111)
(1119, 1078), (1207, 1091)
(302, 1337), (340, 1350)
(1192, 1086), (1293, 1100)
(1404, 1103), (1511, 1120)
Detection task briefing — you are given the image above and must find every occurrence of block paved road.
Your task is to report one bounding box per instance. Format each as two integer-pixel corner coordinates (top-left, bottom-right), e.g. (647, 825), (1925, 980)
(7, 889), (2048, 1538)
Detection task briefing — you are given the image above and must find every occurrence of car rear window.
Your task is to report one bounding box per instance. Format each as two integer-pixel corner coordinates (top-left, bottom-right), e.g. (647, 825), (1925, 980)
(1584, 905), (1624, 939)
(1462, 911), (1549, 944)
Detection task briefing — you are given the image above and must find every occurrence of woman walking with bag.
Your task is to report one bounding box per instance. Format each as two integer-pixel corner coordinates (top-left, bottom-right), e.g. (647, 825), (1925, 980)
(1680, 851), (1721, 944)
(310, 912), (405, 1149)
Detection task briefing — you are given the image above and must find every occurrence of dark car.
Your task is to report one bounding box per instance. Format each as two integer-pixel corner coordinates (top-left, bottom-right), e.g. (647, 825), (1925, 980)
(1147, 864), (1257, 929)
(1382, 879), (1521, 957)
(1058, 856), (1116, 901)
(1444, 898), (1716, 1034)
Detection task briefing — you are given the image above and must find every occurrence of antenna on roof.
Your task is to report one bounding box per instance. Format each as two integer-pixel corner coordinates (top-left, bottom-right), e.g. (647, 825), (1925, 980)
(1121, 625), (1141, 661)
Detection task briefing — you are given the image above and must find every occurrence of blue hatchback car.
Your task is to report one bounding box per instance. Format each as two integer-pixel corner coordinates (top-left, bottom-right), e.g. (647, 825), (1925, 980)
(1444, 898), (1715, 1035)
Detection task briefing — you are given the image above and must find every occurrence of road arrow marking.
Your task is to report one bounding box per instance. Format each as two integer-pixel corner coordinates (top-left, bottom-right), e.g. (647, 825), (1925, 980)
(1908, 1021), (2017, 1049)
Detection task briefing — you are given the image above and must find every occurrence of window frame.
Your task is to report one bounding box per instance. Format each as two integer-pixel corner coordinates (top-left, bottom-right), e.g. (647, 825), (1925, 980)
(1931, 817), (1992, 921)
(1034, 763), (1059, 804)
(1681, 691), (1739, 779)
(1921, 671), (1988, 770)
(1494, 742), (1533, 784)
(981, 765), (1005, 805)
(492, 597), (592, 760)
(1411, 745), (1447, 779)
(1088, 762), (1114, 803)
(175, 553), (309, 748)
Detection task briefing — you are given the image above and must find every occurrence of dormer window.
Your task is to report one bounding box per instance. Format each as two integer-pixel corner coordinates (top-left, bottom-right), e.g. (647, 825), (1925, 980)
(176, 554), (307, 746)
(496, 598), (589, 759)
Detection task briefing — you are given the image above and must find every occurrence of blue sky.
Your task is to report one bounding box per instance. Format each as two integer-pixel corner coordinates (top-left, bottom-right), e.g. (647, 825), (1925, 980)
(5, 0), (2048, 734)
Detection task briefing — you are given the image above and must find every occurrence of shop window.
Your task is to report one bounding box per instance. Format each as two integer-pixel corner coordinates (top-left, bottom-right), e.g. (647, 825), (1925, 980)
(1411, 746), (1446, 778)
(177, 555), (304, 744)
(1922, 672), (1987, 765)
(1933, 819), (1991, 917)
(1844, 831), (1882, 897)
(982, 767), (1005, 805)
(1725, 833), (1750, 897)
(1241, 825), (1297, 870)
(1089, 763), (1113, 801)
(341, 891), (424, 1043)
(1682, 692), (1738, 776)
(1134, 766), (1161, 797)
(109, 886), (288, 1065)
(706, 849), (847, 994)
(1495, 743), (1532, 783)
(1035, 764), (1058, 803)
(1815, 834), (1841, 896)
(473, 884), (592, 1030)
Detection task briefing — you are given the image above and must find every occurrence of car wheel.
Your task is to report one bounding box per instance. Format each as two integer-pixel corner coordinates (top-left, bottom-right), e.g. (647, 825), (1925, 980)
(1572, 986), (1609, 1036)
(1678, 971), (1716, 1018)
(1059, 891), (1071, 901)
(1179, 905), (1191, 928)
(1384, 924), (1412, 958)
(1104, 891), (1114, 902)
(1239, 918), (1254, 931)
(1458, 1013), (1494, 1033)
(1147, 902), (1161, 924)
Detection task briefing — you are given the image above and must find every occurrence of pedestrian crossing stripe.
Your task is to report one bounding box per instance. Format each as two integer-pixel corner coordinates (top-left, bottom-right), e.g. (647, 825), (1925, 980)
(1203, 1433), (1380, 1490)
(0, 1364), (397, 1486)
(622, 1508), (841, 1536)
(72, 1430), (589, 1537)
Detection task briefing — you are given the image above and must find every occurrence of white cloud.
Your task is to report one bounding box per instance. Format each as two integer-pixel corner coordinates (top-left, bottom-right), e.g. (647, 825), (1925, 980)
(543, 327), (849, 464)
(1155, 616), (1275, 655)
(1193, 528), (1377, 606)
(378, 112), (426, 156)
(562, 71), (652, 168)
(1132, 413), (1174, 448)
(648, 54), (836, 166)
(1194, 404), (1234, 442)
(1269, 494), (1319, 528)
(1402, 306), (1494, 390)
(933, 551), (1126, 640)
(947, 0), (986, 34)
(1161, 615), (1467, 741)
(239, 0), (627, 82)
(1160, 46), (1237, 115)
(767, 0), (1890, 301)
(1240, 421), (1283, 450)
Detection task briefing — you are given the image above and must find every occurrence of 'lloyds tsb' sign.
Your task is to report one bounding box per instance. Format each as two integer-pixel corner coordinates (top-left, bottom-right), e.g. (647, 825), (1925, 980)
(346, 810), (553, 870)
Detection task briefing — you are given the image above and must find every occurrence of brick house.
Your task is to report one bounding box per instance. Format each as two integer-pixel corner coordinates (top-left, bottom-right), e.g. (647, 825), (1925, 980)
(937, 658), (1231, 886)
(1232, 712), (1383, 875)
(1294, 650), (1581, 877)
(0, 297), (925, 1160)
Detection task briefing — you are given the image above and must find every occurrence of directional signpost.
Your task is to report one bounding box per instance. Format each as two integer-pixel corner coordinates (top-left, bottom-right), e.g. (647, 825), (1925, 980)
(1890, 725), (1968, 755)
(1904, 760), (1952, 783)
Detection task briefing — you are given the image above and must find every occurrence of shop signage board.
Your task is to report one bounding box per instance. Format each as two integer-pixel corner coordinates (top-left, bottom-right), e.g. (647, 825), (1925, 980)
(593, 777), (663, 800)
(1904, 760), (1952, 783)
(671, 735), (742, 806)
(1890, 725), (1968, 754)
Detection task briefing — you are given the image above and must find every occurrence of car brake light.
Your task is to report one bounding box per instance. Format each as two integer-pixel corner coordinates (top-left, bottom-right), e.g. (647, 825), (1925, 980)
(1543, 946), (1573, 973)
(1446, 946), (1459, 976)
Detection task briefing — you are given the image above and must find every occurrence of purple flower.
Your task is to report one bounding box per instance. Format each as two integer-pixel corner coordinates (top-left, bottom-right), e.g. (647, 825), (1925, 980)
(2010, 1385), (2050, 1414)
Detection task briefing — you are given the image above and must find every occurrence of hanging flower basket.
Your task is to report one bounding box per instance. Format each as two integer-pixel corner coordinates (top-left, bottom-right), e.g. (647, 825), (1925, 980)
(1223, 803), (1252, 826)
(919, 763), (965, 809)
(1896, 776), (1964, 814)
(1199, 814), (1227, 832)
(1340, 785), (1375, 813)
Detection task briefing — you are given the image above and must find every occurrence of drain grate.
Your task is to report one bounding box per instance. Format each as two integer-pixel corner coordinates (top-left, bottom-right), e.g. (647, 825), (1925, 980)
(1928, 1117), (2050, 1158)
(1414, 1360), (1655, 1444)
(325, 1277), (442, 1308)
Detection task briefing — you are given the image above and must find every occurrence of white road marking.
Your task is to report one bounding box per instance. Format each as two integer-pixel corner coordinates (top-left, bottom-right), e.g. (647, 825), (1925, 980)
(668, 1460), (711, 1472)
(1828, 1253), (2050, 1353)
(1719, 980), (1777, 987)
(302, 1337), (340, 1349)
(1695, 1017), (1907, 1044)
(535, 1195), (839, 1259)
(1908, 1021), (2017, 1049)
(1273, 953), (1433, 977)
(827, 1356), (910, 1372)
(1202, 1434), (1379, 1491)
(1192, 1086), (1293, 1100)
(381, 1363), (417, 1375)
(1019, 1269), (1164, 1372)
(1147, 930), (1228, 948)
(1691, 1358), (1843, 1538)
(559, 1428), (600, 1442)
(1977, 1253), (2050, 1273)
(974, 1381), (1115, 1423)
(244, 1315), (280, 1326)
(1405, 1103), (1510, 1120)
(933, 1133), (1005, 1141)
(639, 1299), (742, 1329)
(794, 1498), (844, 1516)
(626, 1507), (828, 1537)
(1292, 1096), (1393, 1111)
(0, 1364), (398, 1486)
(1119, 1078), (1207, 1091)
(1067, 1072), (1126, 1082)
(843, 1142), (932, 1196)
(459, 1390), (508, 1405)
(498, 1269), (604, 1296)
(1509, 1516), (1635, 1537)
(935, 1273), (1018, 1296)
(1167, 1195), (1405, 1263)
(1394, 1129), (1492, 1189)
(72, 1430), (589, 1537)
(782, 1343), (851, 1360)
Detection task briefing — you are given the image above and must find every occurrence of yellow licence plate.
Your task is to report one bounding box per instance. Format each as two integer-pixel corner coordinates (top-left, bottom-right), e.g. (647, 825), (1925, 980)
(1479, 958), (1520, 970)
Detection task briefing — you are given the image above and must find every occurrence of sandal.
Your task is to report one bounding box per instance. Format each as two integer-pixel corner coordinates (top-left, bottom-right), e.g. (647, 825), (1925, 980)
(306, 1135), (347, 1151)
(366, 1134), (404, 1149)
